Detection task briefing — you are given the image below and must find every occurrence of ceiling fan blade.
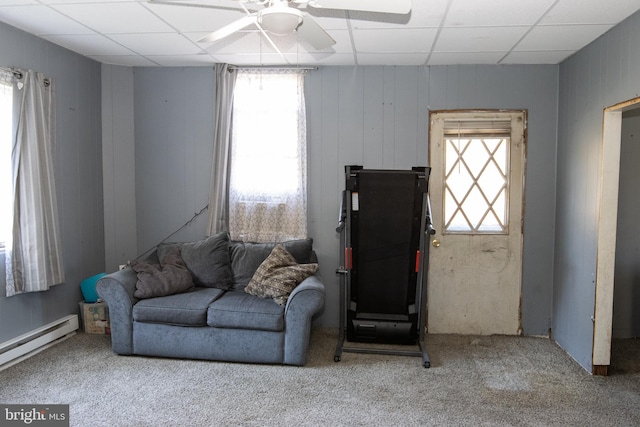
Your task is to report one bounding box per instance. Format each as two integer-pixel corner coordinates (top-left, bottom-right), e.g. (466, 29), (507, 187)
(308, 0), (411, 14)
(297, 13), (335, 50)
(198, 15), (257, 44)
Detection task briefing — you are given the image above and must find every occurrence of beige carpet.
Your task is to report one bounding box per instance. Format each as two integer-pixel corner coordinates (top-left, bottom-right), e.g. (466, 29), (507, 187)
(1, 329), (639, 426)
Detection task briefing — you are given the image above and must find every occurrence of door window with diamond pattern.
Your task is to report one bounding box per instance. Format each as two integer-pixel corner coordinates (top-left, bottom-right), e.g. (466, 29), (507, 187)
(443, 123), (510, 234)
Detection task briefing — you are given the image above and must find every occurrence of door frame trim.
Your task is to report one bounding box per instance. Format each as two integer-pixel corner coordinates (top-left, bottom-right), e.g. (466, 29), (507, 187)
(593, 96), (640, 374)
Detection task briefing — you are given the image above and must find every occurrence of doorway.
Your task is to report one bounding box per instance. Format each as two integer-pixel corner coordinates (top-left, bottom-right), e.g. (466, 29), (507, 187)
(427, 110), (527, 335)
(593, 97), (640, 375)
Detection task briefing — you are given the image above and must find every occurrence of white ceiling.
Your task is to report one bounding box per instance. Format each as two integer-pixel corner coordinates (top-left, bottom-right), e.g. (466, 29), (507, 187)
(0, 0), (639, 67)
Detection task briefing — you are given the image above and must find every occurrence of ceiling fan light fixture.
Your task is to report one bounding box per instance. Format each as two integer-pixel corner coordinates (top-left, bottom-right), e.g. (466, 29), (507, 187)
(258, 8), (303, 36)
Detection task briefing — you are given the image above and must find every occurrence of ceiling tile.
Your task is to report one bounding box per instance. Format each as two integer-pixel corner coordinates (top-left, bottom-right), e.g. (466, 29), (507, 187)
(146, 54), (217, 67)
(0, 0), (39, 5)
(38, 0), (139, 3)
(501, 50), (575, 64)
(516, 24), (614, 51)
(42, 33), (135, 55)
(357, 52), (429, 66)
(52, 2), (174, 34)
(145, 3), (247, 33)
(349, 0), (447, 29)
(427, 51), (507, 65)
(353, 28), (436, 53)
(0, 5), (93, 35)
(541, 0), (640, 25)
(208, 52), (294, 66)
(87, 54), (158, 67)
(444, 0), (556, 27)
(108, 33), (204, 55)
(434, 26), (529, 52)
(304, 52), (355, 65)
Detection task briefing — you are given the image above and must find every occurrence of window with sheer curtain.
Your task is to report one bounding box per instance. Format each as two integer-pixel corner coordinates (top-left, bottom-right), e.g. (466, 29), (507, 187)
(228, 69), (308, 243)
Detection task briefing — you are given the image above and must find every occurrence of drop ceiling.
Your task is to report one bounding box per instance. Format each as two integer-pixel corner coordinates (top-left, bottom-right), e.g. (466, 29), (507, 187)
(0, 0), (639, 67)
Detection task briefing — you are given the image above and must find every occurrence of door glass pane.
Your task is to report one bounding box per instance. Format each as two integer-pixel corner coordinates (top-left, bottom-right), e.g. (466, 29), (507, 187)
(443, 135), (509, 234)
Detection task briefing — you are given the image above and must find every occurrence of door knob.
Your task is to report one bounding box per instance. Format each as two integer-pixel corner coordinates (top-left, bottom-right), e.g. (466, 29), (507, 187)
(432, 239), (440, 248)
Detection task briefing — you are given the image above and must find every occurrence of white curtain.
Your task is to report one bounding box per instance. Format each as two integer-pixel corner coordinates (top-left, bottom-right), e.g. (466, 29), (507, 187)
(206, 63), (237, 235)
(228, 69), (308, 243)
(6, 70), (65, 297)
(0, 70), (13, 250)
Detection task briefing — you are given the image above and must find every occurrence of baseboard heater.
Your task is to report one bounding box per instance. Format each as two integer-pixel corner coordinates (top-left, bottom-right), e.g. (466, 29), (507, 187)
(0, 314), (79, 371)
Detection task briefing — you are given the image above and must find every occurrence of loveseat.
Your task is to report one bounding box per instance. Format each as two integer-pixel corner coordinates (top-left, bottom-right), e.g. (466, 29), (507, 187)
(96, 232), (325, 366)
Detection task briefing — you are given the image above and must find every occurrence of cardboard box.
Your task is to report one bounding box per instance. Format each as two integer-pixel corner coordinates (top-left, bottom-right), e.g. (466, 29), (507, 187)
(79, 301), (110, 334)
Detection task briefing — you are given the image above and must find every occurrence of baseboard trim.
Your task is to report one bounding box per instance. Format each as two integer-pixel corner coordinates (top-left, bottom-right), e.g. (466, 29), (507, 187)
(0, 315), (79, 371)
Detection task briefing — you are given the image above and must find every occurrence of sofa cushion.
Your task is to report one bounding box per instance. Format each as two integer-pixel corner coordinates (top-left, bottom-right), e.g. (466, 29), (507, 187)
(133, 287), (225, 326)
(157, 231), (233, 290)
(245, 244), (319, 305)
(207, 291), (285, 332)
(229, 238), (314, 286)
(130, 249), (195, 299)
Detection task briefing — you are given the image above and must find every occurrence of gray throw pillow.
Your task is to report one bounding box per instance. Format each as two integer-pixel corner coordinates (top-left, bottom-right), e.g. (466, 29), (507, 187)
(245, 244), (318, 305)
(229, 238), (314, 286)
(157, 231), (233, 290)
(131, 249), (195, 299)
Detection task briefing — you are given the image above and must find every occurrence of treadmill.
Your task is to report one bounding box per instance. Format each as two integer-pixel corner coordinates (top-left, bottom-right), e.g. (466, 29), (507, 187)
(334, 165), (435, 368)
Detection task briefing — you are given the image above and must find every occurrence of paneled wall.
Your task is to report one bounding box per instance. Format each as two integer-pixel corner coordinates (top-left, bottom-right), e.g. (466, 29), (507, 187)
(132, 67), (215, 258)
(102, 65), (136, 273)
(129, 64), (559, 335)
(555, 9), (640, 371)
(0, 22), (103, 343)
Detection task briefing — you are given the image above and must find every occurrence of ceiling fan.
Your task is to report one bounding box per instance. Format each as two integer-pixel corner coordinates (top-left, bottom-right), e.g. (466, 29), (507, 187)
(152, 0), (412, 51)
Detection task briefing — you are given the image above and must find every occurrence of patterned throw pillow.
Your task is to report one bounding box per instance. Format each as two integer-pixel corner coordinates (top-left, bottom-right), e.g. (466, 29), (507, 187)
(245, 244), (318, 305)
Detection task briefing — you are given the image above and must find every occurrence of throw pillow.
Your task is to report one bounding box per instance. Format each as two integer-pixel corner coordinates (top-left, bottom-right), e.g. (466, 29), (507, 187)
(157, 231), (233, 290)
(245, 244), (318, 305)
(229, 238), (315, 286)
(131, 249), (195, 299)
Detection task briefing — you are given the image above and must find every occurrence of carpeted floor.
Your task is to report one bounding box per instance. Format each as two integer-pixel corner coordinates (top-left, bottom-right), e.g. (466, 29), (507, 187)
(1, 329), (639, 426)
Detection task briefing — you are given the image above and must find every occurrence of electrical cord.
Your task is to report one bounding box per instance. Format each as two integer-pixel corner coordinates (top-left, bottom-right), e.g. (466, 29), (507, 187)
(132, 204), (209, 263)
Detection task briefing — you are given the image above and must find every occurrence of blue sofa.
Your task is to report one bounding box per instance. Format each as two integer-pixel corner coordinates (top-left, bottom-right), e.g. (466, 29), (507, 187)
(96, 233), (325, 366)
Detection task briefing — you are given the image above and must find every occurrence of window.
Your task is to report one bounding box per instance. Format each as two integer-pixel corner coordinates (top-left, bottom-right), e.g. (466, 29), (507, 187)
(0, 77), (12, 249)
(442, 120), (511, 234)
(228, 70), (308, 242)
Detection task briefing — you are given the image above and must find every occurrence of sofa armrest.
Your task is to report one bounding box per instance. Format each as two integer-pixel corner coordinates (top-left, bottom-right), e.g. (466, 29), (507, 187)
(96, 268), (138, 355)
(283, 274), (325, 365)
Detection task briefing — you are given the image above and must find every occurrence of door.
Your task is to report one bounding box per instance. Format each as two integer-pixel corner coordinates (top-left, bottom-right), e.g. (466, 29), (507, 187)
(427, 110), (526, 335)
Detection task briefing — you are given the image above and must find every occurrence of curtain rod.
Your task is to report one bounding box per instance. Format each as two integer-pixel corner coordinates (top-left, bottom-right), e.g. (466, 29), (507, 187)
(0, 66), (23, 79)
(228, 65), (317, 71)
(0, 66), (51, 87)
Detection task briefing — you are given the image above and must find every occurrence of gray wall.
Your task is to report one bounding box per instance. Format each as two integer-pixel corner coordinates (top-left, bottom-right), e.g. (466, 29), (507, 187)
(126, 64), (559, 334)
(102, 65), (137, 273)
(0, 21), (103, 343)
(133, 67), (214, 257)
(613, 109), (640, 338)
(554, 9), (640, 371)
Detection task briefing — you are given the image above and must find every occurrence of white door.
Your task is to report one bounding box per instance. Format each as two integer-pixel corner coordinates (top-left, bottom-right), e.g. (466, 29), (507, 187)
(427, 110), (526, 335)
